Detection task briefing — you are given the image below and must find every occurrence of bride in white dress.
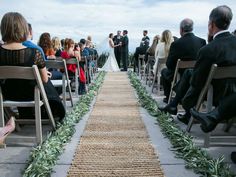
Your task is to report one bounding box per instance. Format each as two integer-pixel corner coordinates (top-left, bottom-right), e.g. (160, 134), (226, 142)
(101, 33), (120, 72)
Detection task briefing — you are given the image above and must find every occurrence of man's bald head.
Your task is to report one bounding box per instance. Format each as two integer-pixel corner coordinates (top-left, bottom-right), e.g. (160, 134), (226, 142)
(180, 18), (194, 33)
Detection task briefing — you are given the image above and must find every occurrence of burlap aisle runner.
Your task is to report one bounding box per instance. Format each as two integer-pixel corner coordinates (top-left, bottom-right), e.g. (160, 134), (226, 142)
(67, 72), (165, 177)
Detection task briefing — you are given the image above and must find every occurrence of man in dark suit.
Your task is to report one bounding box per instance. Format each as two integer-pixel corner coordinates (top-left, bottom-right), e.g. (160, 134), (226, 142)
(161, 18), (206, 103)
(121, 30), (129, 71)
(177, 5), (236, 124)
(133, 30), (150, 72)
(113, 30), (122, 68)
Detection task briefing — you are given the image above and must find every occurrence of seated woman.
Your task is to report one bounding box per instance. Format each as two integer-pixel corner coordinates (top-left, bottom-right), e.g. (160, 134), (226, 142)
(145, 35), (160, 63)
(38, 32), (62, 80)
(0, 12), (65, 125)
(52, 36), (63, 57)
(61, 38), (81, 92)
(153, 30), (173, 73)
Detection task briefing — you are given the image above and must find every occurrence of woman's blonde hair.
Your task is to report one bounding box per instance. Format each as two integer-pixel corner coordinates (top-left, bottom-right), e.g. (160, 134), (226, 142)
(1, 12), (28, 43)
(52, 36), (61, 51)
(161, 30), (173, 57)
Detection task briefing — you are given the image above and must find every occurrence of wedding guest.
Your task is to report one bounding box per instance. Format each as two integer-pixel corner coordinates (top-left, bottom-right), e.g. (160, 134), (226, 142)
(113, 30), (122, 68)
(38, 32), (55, 59)
(153, 30), (173, 73)
(61, 38), (65, 50)
(61, 38), (80, 77)
(78, 42), (88, 94)
(160, 18), (206, 103)
(180, 5), (236, 124)
(61, 38), (81, 92)
(121, 30), (129, 71)
(144, 35), (160, 63)
(22, 23), (46, 60)
(52, 36), (63, 57)
(133, 30), (150, 72)
(87, 35), (94, 48)
(0, 12), (65, 121)
(38, 33), (62, 80)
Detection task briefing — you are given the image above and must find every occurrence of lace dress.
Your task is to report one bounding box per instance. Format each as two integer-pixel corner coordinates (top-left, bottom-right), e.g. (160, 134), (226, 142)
(0, 46), (65, 120)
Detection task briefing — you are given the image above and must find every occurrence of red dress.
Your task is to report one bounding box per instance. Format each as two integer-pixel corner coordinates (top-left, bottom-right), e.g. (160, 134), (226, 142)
(61, 51), (77, 74)
(61, 51), (86, 83)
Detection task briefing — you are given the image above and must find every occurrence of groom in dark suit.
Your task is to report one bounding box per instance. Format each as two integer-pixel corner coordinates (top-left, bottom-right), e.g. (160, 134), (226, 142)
(113, 30), (122, 68)
(121, 30), (129, 71)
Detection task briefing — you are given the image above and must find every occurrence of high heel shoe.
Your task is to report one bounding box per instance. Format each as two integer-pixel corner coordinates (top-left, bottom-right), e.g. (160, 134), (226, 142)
(0, 117), (15, 148)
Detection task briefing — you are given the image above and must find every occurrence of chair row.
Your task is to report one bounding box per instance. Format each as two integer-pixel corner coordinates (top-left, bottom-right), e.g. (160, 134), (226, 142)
(136, 56), (236, 148)
(0, 54), (99, 146)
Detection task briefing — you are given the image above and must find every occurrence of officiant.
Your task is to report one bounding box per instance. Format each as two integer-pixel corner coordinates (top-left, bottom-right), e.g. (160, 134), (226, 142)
(113, 30), (122, 68)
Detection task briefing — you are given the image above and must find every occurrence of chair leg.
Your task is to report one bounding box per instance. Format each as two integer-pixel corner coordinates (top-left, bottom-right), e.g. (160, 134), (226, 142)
(186, 116), (194, 132)
(35, 88), (42, 145)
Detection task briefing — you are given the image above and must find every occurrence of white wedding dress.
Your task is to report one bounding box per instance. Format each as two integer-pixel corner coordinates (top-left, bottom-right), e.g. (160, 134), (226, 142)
(101, 39), (120, 72)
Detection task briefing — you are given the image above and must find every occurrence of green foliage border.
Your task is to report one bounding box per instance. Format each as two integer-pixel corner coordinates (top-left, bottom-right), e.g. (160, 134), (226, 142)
(23, 71), (106, 177)
(128, 71), (234, 177)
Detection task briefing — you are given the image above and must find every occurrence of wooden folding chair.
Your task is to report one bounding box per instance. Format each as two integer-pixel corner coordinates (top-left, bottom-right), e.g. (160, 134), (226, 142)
(45, 60), (74, 107)
(0, 65), (56, 145)
(168, 59), (196, 104)
(82, 56), (90, 85)
(138, 54), (145, 78)
(65, 58), (80, 97)
(145, 55), (155, 86)
(87, 55), (94, 81)
(186, 64), (236, 147)
(151, 57), (166, 93)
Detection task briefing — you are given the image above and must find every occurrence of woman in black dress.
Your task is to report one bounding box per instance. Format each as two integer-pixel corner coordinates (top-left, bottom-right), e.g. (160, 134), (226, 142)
(0, 12), (65, 123)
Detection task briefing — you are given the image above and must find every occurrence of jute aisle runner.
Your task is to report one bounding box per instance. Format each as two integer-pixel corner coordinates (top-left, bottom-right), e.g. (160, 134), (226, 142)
(67, 72), (165, 177)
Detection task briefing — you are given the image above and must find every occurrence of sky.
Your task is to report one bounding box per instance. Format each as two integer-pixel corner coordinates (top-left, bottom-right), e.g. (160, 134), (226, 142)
(1, 0), (236, 52)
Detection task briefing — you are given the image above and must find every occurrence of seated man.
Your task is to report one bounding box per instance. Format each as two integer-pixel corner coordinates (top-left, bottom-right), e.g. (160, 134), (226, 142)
(161, 18), (206, 102)
(190, 93), (236, 163)
(160, 5), (236, 125)
(133, 30), (150, 72)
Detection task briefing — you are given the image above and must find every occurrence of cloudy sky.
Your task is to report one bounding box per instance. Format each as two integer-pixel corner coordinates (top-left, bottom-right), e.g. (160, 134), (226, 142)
(1, 0), (236, 52)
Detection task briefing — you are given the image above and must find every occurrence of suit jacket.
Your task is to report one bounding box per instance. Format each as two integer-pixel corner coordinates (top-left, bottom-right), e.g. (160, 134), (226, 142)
(113, 35), (122, 45)
(121, 35), (129, 53)
(166, 33), (206, 71)
(140, 36), (150, 51)
(113, 35), (122, 52)
(183, 32), (236, 109)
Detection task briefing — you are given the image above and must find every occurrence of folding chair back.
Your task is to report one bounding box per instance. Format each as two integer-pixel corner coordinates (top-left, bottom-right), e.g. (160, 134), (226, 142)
(65, 58), (80, 97)
(45, 60), (74, 107)
(138, 54), (145, 77)
(0, 65), (56, 145)
(151, 57), (166, 93)
(168, 59), (196, 103)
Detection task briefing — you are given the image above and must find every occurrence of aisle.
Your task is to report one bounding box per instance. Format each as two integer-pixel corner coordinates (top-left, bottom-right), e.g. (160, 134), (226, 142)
(67, 72), (165, 176)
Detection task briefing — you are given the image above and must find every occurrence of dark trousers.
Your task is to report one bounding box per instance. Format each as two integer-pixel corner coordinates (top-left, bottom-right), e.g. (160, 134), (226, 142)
(161, 68), (174, 98)
(133, 47), (146, 72)
(121, 51), (128, 71)
(218, 93), (236, 120)
(170, 69), (193, 107)
(114, 48), (121, 68)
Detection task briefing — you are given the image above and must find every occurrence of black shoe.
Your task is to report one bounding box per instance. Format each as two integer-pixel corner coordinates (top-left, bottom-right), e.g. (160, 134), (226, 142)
(158, 104), (177, 115)
(190, 108), (218, 133)
(177, 113), (190, 125)
(231, 152), (236, 164)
